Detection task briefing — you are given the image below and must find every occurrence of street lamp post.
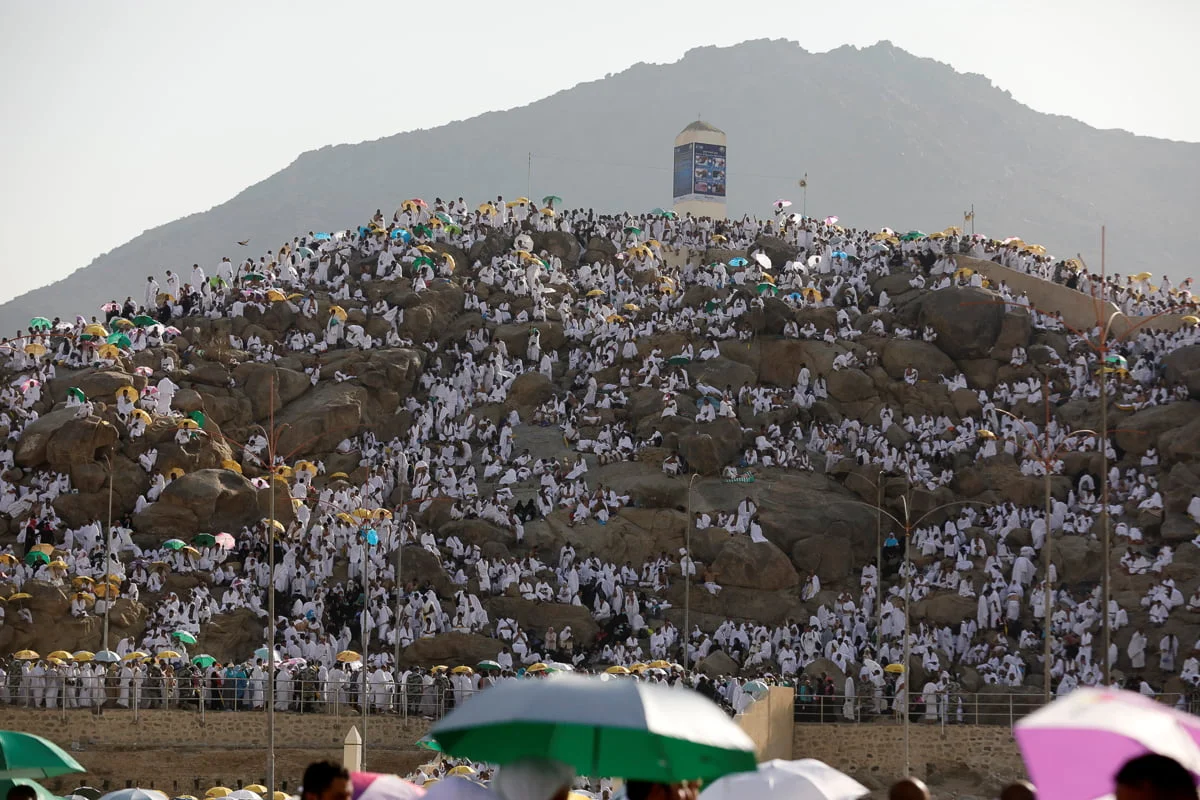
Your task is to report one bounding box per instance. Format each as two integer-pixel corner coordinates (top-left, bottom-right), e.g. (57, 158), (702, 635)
(846, 471), (887, 651)
(683, 473), (699, 671)
(101, 454), (115, 652)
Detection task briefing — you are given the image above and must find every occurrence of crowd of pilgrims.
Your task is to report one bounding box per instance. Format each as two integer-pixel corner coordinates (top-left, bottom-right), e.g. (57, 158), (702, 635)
(0, 196), (1198, 719)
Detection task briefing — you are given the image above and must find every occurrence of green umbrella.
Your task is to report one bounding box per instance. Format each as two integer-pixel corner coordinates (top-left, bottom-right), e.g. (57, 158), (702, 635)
(105, 332), (132, 348)
(0, 779), (61, 800)
(191, 654), (216, 668)
(412, 224), (432, 238)
(163, 539), (186, 551)
(476, 660), (502, 672)
(900, 230), (926, 241)
(416, 734), (442, 753)
(193, 533), (216, 548)
(0, 731), (85, 779)
(445, 224), (462, 236)
(25, 552), (49, 566)
(132, 315), (156, 327)
(28, 318), (51, 331)
(542, 195), (562, 207)
(667, 356), (691, 367)
(660, 210), (678, 219)
(188, 410), (206, 429)
(412, 256), (434, 269)
(243, 273), (266, 282)
(624, 226), (642, 236)
(66, 387), (86, 403)
(433, 212), (454, 224)
(171, 630), (198, 645)
(756, 282), (778, 295)
(430, 674), (756, 783)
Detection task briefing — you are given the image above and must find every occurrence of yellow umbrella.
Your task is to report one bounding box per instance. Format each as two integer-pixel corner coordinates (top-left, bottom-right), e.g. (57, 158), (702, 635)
(94, 583), (119, 599)
(328, 472), (349, 481)
(8, 593), (32, 601)
(1182, 315), (1200, 326)
(131, 409), (152, 424)
(352, 508), (372, 519)
(273, 793), (289, 800)
(156, 650), (182, 660)
(885, 663), (906, 674)
(441, 252), (456, 272)
(30, 544), (54, 556)
(294, 460), (318, 475)
(585, 289), (605, 297)
(110, 317), (133, 329)
(166, 467), (186, 480)
(72, 592), (95, 607)
(83, 324), (109, 337)
(206, 789), (232, 799)
(335, 512), (356, 525)
(954, 267), (974, 279)
(47, 650), (73, 661)
(372, 508), (392, 520)
(540, 207), (556, 216)
(942, 226), (962, 236)
(273, 465), (294, 479)
(73, 651), (95, 662)
(525, 662), (549, 674)
(222, 459), (243, 474)
(13, 650), (38, 661)
(24, 343), (46, 356)
(926, 231), (946, 240)
(266, 289), (287, 302)
(264, 519), (285, 533)
(48, 559), (68, 569)
(178, 418), (201, 431)
(629, 663), (648, 673)
(623, 303), (640, 312)
(182, 546), (201, 557)
(72, 576), (95, 587)
(605, 665), (630, 675)
(711, 234), (728, 243)
(97, 344), (121, 360)
(431, 665), (449, 674)
(477, 203), (495, 214)
(123, 651), (149, 661)
(1025, 244), (1047, 255)
(0, 554), (14, 566)
(46, 658), (66, 666)
(415, 244), (435, 253)
(336, 650), (362, 663)
(116, 386), (140, 402)
(329, 305), (348, 322)
(605, 314), (626, 324)
(802, 288), (823, 301)
(447, 766), (477, 777)
(978, 430), (998, 440)
(451, 666), (475, 675)
(647, 660), (671, 669)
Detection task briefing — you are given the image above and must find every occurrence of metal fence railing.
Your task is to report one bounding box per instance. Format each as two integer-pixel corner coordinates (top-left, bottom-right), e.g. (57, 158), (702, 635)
(790, 691), (1200, 726)
(0, 676), (475, 721)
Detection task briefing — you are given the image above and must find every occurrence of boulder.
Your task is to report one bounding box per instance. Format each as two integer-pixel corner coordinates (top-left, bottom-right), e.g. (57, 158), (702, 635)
(711, 536), (799, 591)
(400, 633), (502, 669)
(919, 287), (1004, 359)
(274, 382), (370, 456)
(881, 340), (957, 381)
(483, 597), (599, 644)
(132, 469), (265, 539)
(531, 231), (582, 265)
(43, 416), (120, 472)
(1116, 401), (1200, 456)
(696, 650), (740, 678)
(913, 593), (979, 627)
(232, 364), (312, 421)
(506, 372), (555, 416)
(1163, 345), (1200, 400)
(758, 340), (845, 386)
(678, 418), (743, 475)
(750, 236), (800, 270)
(827, 369), (876, 403)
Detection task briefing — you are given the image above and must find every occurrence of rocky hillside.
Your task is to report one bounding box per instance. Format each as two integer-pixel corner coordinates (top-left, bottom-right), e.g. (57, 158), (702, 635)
(3, 224), (1200, 704)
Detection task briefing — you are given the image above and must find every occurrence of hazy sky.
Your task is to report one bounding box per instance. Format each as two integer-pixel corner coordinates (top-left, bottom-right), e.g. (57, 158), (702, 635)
(1, 0), (1196, 306)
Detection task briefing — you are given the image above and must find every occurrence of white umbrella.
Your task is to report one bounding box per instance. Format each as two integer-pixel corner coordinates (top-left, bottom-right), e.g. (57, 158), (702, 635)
(226, 792), (262, 800)
(700, 759), (868, 800)
(752, 252), (772, 269)
(98, 790), (168, 800)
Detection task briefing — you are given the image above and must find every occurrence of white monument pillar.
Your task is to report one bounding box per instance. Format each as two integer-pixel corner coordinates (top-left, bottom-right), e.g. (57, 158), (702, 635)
(672, 121), (727, 220)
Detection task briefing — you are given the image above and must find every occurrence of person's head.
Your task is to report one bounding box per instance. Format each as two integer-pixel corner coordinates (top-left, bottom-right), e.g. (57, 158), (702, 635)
(625, 781), (699, 800)
(1116, 754), (1198, 800)
(492, 758), (574, 800)
(302, 761), (351, 800)
(7, 784), (37, 800)
(888, 777), (931, 800)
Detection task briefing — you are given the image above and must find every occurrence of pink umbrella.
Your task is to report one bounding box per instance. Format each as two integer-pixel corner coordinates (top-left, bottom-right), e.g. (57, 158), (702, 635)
(823, 215), (839, 226)
(214, 532), (235, 550)
(350, 772), (424, 800)
(773, 199), (792, 209)
(134, 366), (154, 377)
(1015, 688), (1200, 800)
(164, 326), (181, 336)
(101, 302), (120, 312)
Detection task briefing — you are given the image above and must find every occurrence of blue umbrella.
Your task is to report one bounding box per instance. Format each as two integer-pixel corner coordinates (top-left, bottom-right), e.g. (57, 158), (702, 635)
(390, 228), (412, 242)
(831, 250), (849, 259)
(313, 232), (332, 241)
(93, 650), (121, 664)
(728, 257), (748, 267)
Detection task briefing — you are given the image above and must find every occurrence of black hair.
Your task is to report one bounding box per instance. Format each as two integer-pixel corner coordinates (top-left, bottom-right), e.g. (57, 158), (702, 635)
(302, 761), (350, 797)
(1115, 754), (1197, 797)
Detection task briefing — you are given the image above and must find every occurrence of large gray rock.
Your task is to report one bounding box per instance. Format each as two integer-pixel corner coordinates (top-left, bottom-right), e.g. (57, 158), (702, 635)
(711, 536), (799, 591)
(132, 468), (267, 539)
(1164, 345), (1200, 400)
(1116, 401), (1200, 456)
(919, 287), (1005, 359)
(881, 340), (958, 381)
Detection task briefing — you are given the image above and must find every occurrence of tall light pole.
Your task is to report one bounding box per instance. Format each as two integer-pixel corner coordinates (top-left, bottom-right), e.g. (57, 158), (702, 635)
(833, 491), (991, 776)
(985, 400), (1095, 703)
(799, 174), (808, 219)
(683, 473), (699, 671)
(392, 465), (408, 707)
(101, 453), (115, 652)
(846, 471), (887, 651)
(360, 527), (373, 768)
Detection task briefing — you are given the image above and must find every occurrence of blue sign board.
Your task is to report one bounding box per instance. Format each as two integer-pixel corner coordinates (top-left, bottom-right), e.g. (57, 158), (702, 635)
(672, 143), (694, 200)
(692, 143), (727, 198)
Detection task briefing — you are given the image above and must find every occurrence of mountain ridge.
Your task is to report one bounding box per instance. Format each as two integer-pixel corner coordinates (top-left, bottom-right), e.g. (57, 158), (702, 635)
(4, 37), (1196, 330)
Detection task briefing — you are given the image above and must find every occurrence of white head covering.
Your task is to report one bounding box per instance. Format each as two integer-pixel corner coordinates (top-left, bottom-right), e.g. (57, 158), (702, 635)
(492, 758), (575, 800)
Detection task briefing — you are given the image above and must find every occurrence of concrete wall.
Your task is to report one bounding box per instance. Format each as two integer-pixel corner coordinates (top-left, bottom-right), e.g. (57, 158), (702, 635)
(0, 708), (431, 793)
(794, 722), (1027, 792)
(958, 255), (1188, 335)
(735, 686), (795, 762)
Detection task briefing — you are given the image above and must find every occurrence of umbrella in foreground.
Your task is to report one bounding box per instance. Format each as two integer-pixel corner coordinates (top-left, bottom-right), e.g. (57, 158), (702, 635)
(0, 779), (60, 800)
(350, 772), (424, 800)
(430, 674), (756, 782)
(699, 759), (868, 800)
(0, 731), (85, 780)
(1014, 687), (1200, 800)
(99, 790), (169, 800)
